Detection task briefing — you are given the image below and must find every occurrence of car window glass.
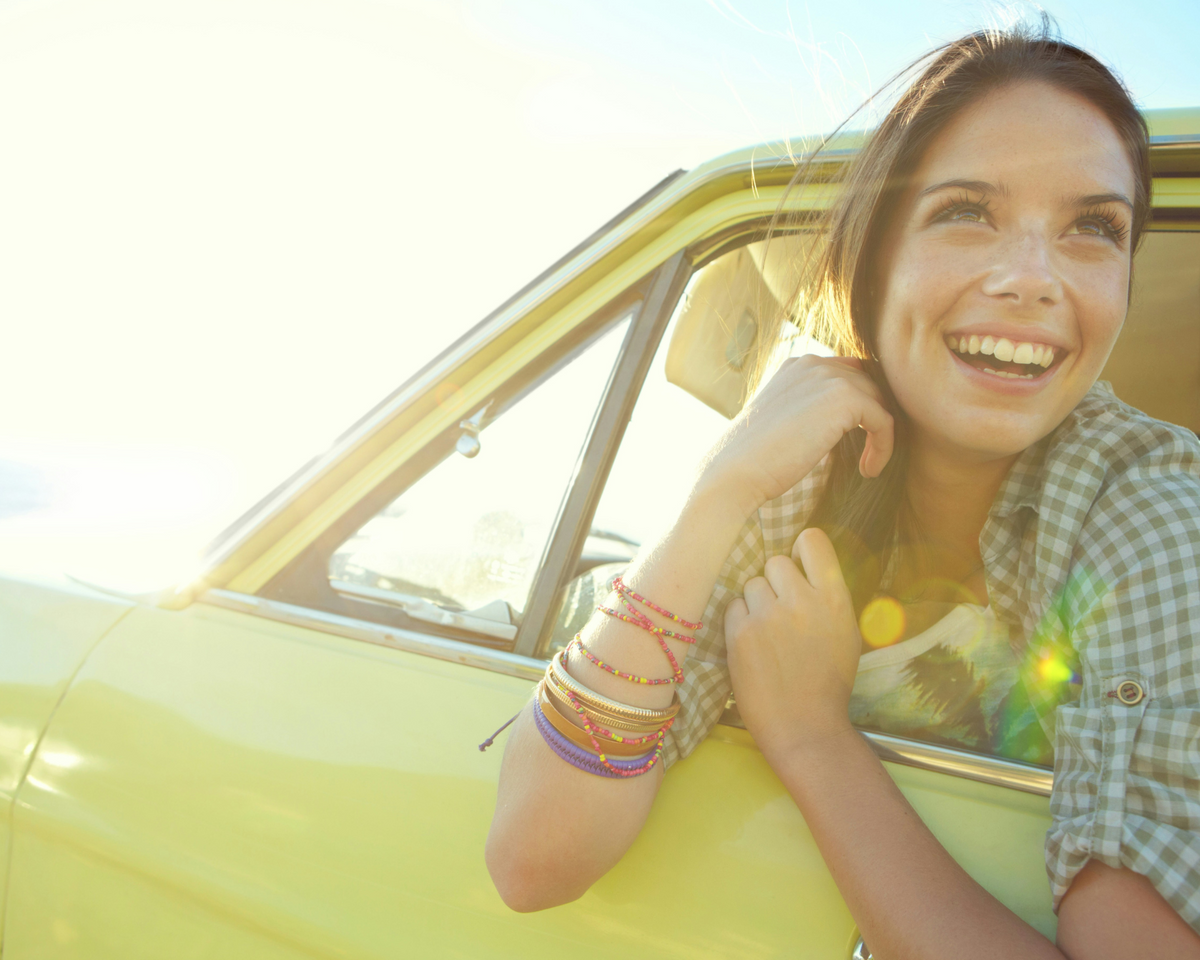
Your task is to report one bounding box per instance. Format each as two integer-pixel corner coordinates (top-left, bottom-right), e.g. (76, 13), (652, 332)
(330, 316), (630, 642)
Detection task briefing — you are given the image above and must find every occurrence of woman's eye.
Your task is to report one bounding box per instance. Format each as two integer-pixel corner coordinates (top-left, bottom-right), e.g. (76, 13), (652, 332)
(933, 200), (990, 225)
(1074, 219), (1112, 239)
(1070, 209), (1127, 243)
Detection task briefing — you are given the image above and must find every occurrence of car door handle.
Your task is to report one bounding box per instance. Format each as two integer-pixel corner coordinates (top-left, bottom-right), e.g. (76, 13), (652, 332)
(852, 936), (873, 960)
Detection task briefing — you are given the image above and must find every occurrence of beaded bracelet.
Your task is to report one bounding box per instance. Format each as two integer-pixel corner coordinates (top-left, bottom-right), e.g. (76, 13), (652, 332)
(549, 649), (679, 721)
(573, 635), (682, 685)
(543, 673), (668, 732)
(532, 696), (661, 778)
(538, 680), (668, 753)
(612, 576), (703, 629)
(553, 676), (669, 771)
(598, 593), (697, 644)
(541, 678), (670, 742)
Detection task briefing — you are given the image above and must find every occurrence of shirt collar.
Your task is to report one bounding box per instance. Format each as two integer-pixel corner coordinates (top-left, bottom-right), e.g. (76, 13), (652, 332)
(989, 435), (1053, 520)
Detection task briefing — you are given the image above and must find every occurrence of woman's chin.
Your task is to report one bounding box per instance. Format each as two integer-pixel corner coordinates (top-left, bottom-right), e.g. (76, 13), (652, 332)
(912, 409), (1060, 463)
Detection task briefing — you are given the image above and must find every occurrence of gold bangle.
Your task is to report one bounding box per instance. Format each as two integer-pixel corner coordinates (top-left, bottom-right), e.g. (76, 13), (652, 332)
(537, 681), (658, 757)
(549, 650), (680, 722)
(543, 673), (668, 733)
(549, 654), (680, 723)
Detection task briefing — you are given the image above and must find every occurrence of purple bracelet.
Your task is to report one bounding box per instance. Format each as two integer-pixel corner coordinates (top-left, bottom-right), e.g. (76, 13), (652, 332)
(532, 697), (658, 778)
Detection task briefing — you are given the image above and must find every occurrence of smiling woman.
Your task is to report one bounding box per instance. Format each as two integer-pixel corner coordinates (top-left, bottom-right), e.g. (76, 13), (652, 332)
(487, 18), (1200, 957)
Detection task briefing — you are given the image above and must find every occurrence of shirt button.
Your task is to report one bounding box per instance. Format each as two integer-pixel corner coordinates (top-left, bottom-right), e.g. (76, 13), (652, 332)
(1115, 680), (1145, 706)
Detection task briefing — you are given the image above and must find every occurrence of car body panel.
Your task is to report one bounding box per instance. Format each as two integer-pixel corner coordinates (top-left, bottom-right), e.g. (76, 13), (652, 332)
(0, 576), (132, 941)
(8, 600), (1053, 959)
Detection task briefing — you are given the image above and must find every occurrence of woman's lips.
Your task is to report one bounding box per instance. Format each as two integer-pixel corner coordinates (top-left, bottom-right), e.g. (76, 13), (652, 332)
(947, 345), (1060, 393)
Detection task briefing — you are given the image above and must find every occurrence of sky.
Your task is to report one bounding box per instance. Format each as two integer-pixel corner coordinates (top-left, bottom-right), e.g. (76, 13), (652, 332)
(1, 0), (1197, 586)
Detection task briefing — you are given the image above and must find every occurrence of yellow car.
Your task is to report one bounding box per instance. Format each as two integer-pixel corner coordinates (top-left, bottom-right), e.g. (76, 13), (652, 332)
(2, 108), (1197, 959)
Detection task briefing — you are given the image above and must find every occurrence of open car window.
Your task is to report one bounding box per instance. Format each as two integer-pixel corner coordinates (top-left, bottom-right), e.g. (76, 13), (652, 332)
(325, 316), (632, 645)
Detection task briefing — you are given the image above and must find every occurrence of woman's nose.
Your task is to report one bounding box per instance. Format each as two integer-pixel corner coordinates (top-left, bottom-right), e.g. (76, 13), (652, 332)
(980, 232), (1063, 306)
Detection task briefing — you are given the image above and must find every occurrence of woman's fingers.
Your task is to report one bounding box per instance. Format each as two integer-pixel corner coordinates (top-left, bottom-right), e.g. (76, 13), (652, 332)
(762, 554), (805, 600)
(792, 528), (853, 607)
(807, 359), (894, 479)
(855, 398), (895, 479)
(724, 596), (749, 637)
(742, 575), (777, 611)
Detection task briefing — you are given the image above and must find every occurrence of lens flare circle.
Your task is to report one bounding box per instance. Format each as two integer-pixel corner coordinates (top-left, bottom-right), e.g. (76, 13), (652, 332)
(859, 595), (905, 648)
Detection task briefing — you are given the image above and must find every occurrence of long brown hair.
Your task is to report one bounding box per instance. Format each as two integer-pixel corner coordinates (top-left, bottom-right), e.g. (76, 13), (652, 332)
(753, 16), (1152, 612)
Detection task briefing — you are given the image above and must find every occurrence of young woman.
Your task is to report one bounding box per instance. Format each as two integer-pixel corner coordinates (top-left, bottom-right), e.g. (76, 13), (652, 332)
(487, 21), (1200, 956)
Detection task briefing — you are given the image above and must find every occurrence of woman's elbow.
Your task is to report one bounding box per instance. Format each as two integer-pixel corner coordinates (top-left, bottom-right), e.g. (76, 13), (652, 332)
(485, 832), (588, 913)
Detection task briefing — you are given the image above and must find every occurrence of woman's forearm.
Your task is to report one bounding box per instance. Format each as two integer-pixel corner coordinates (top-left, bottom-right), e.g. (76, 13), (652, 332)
(769, 728), (1062, 960)
(486, 480), (752, 911)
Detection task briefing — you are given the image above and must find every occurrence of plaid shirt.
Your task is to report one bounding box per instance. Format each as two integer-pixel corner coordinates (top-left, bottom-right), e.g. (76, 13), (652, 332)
(662, 381), (1200, 930)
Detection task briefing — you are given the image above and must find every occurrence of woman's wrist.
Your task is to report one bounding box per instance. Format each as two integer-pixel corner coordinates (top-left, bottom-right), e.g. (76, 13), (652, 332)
(687, 469), (764, 527)
(757, 717), (860, 778)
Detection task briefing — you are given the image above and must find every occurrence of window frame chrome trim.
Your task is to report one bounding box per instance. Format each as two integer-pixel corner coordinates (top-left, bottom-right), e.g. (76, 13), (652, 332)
(201, 588), (1053, 796)
(203, 588), (545, 682)
(514, 251), (692, 658)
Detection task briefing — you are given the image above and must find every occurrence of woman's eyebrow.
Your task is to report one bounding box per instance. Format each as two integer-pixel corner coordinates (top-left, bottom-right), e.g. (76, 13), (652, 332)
(917, 178), (1005, 198)
(1065, 191), (1133, 210)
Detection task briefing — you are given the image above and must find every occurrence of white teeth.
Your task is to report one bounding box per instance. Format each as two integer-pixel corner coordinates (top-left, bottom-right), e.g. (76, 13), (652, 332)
(952, 333), (1058, 372)
(982, 366), (1035, 380)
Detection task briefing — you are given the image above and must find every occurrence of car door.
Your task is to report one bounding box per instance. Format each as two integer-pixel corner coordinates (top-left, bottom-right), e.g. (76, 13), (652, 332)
(6, 129), (1197, 959)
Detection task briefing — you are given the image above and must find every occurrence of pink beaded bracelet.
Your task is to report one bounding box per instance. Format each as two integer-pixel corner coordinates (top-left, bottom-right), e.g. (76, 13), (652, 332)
(598, 592), (697, 644)
(612, 576), (703, 630)
(573, 634), (682, 685)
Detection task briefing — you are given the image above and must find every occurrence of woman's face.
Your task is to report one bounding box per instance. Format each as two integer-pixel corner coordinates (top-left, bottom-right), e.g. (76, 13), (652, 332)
(873, 80), (1137, 464)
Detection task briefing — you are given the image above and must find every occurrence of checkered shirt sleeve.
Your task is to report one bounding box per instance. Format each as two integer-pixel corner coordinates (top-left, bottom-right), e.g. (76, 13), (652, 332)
(661, 459), (829, 769)
(1034, 394), (1200, 930)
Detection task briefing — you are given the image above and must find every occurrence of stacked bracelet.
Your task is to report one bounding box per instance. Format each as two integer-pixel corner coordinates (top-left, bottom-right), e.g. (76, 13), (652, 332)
(532, 697), (661, 778)
(537, 680), (664, 756)
(548, 648), (680, 722)
(532, 583), (701, 777)
(543, 673), (668, 734)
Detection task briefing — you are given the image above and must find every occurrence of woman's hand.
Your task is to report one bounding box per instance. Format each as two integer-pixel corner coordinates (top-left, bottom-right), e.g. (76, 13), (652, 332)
(697, 355), (894, 517)
(724, 527), (863, 764)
